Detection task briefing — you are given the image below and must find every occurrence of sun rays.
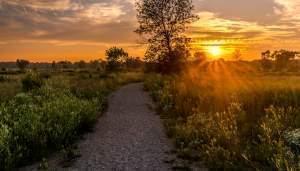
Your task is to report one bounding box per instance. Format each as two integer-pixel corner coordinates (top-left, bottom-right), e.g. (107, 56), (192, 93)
(207, 45), (223, 58)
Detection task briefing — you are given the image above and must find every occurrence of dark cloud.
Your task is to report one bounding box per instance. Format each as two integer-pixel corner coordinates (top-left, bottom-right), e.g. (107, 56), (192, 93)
(194, 0), (284, 24)
(0, 0), (137, 43)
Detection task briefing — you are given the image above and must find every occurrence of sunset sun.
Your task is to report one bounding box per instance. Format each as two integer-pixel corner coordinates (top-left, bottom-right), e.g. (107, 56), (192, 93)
(207, 46), (223, 58)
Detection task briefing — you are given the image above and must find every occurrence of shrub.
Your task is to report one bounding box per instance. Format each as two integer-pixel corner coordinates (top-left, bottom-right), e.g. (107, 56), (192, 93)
(22, 72), (44, 92)
(0, 71), (144, 170)
(0, 86), (99, 170)
(0, 75), (7, 82)
(39, 72), (51, 79)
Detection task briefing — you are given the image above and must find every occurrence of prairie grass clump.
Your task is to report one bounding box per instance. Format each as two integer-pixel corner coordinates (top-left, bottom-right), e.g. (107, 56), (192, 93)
(0, 83), (99, 169)
(22, 72), (44, 92)
(0, 75), (8, 82)
(145, 62), (300, 169)
(0, 71), (143, 170)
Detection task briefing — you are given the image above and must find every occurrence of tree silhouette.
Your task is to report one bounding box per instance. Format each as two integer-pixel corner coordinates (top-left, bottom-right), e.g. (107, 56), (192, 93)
(261, 50), (272, 71)
(57, 61), (72, 69)
(271, 50), (299, 71)
(106, 47), (128, 71)
(51, 61), (56, 70)
(233, 49), (242, 61)
(135, 0), (198, 73)
(261, 50), (299, 71)
(16, 59), (30, 71)
(75, 60), (87, 69)
(126, 57), (143, 69)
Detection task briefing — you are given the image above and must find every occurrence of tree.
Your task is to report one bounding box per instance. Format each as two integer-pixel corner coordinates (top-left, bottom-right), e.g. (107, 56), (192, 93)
(105, 47), (128, 71)
(135, 0), (198, 74)
(126, 57), (143, 69)
(261, 50), (272, 71)
(57, 61), (72, 69)
(16, 59), (30, 71)
(271, 50), (299, 71)
(51, 61), (56, 70)
(75, 60), (87, 69)
(89, 59), (106, 72)
(233, 49), (242, 61)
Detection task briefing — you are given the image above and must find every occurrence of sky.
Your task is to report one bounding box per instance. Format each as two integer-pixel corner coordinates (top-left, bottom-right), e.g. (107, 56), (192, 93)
(0, 0), (299, 62)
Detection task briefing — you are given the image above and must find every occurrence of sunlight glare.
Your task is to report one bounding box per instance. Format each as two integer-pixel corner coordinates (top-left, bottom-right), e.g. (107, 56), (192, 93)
(208, 46), (222, 58)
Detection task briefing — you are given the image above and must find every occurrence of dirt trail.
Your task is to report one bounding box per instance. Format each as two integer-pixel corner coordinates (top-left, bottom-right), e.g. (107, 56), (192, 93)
(24, 83), (173, 171)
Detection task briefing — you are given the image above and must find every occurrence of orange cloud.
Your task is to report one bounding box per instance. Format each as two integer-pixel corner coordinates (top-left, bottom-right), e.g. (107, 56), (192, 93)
(0, 0), (299, 61)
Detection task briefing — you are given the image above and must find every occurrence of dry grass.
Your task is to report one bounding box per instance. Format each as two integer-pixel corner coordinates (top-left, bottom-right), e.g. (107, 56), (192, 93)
(145, 61), (300, 169)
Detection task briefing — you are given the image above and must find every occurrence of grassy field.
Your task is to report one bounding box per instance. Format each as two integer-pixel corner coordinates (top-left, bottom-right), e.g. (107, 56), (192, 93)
(0, 70), (143, 170)
(1, 60), (300, 170)
(145, 61), (300, 170)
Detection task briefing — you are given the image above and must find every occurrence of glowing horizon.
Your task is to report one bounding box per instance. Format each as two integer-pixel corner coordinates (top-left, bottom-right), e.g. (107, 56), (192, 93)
(0, 0), (300, 62)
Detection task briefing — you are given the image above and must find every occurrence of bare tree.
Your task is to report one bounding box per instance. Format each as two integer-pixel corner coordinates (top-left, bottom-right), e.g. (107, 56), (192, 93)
(135, 0), (198, 73)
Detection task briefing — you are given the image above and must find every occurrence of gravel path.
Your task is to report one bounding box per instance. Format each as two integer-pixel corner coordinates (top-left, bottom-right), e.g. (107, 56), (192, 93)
(24, 83), (173, 171)
(70, 83), (172, 170)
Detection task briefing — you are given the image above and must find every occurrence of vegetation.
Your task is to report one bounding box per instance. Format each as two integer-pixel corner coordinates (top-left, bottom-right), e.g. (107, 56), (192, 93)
(0, 69), (143, 170)
(136, 0), (197, 74)
(144, 61), (300, 170)
(105, 47), (129, 71)
(16, 59), (30, 71)
(0, 0), (299, 170)
(261, 50), (299, 72)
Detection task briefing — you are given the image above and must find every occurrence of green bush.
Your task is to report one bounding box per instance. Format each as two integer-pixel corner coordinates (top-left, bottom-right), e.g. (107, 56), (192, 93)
(22, 72), (44, 92)
(0, 86), (99, 170)
(0, 71), (143, 170)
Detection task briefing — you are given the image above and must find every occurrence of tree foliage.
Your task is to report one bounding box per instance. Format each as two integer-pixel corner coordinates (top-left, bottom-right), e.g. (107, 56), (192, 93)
(16, 59), (30, 71)
(126, 57), (143, 69)
(57, 61), (72, 69)
(135, 0), (198, 73)
(75, 60), (87, 69)
(271, 50), (299, 70)
(89, 59), (106, 71)
(261, 50), (299, 71)
(261, 50), (272, 71)
(105, 47), (128, 71)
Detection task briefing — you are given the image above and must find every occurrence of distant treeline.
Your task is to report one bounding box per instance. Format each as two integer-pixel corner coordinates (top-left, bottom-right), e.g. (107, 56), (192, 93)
(1, 48), (300, 73)
(0, 62), (53, 70)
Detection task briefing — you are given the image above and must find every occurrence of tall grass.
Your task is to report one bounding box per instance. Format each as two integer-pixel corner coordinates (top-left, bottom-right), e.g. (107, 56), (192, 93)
(0, 75), (22, 102)
(145, 61), (300, 169)
(0, 71), (143, 170)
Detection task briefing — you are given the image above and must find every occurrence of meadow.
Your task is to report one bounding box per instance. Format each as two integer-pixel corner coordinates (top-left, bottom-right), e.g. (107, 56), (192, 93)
(0, 69), (143, 170)
(145, 61), (300, 170)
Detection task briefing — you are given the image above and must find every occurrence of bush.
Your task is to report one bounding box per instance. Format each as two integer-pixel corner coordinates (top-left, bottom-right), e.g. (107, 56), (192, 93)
(22, 72), (44, 92)
(0, 86), (99, 170)
(39, 72), (51, 79)
(0, 76), (7, 82)
(0, 71), (144, 170)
